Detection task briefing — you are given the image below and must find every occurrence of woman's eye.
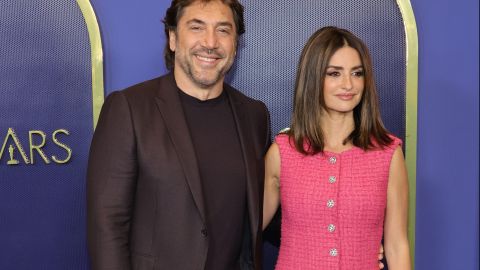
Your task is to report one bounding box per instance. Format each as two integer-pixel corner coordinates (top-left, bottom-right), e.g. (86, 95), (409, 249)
(327, 71), (340, 77)
(353, 71), (364, 77)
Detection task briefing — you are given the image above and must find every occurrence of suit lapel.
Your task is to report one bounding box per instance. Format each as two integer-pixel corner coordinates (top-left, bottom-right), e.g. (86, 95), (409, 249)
(154, 75), (207, 224)
(226, 87), (260, 248)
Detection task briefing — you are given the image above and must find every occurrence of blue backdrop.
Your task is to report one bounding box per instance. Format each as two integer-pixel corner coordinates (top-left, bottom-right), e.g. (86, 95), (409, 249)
(90, 0), (479, 269)
(0, 1), (92, 269)
(0, 0), (477, 269)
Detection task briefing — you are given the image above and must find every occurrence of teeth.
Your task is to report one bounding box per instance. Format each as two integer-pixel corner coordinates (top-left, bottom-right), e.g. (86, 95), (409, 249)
(196, 55), (216, 62)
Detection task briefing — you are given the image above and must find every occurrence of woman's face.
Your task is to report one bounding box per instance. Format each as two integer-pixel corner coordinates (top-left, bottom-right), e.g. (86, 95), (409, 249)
(322, 46), (365, 115)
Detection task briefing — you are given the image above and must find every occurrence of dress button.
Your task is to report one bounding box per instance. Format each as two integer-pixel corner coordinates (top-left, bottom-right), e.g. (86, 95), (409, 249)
(327, 199), (335, 208)
(201, 229), (208, 237)
(328, 156), (337, 164)
(330, 248), (338, 257)
(328, 224), (336, 232)
(329, 176), (336, 183)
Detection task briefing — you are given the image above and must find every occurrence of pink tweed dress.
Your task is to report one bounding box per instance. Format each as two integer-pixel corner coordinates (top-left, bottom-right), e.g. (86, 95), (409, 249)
(274, 134), (401, 270)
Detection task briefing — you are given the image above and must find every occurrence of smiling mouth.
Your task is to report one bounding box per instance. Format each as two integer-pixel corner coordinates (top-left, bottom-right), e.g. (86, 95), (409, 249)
(195, 55), (220, 63)
(336, 94), (356, 100)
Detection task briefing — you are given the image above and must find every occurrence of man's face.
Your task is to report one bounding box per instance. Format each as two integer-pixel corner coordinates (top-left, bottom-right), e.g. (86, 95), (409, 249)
(169, 0), (237, 90)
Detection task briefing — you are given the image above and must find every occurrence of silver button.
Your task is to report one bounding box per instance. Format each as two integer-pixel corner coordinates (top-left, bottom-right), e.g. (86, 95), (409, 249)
(328, 224), (336, 232)
(329, 156), (337, 164)
(329, 248), (338, 256)
(327, 199), (335, 208)
(329, 176), (336, 183)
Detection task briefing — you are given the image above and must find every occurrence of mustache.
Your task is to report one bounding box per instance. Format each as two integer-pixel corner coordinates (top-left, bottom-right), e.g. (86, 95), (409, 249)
(192, 48), (224, 58)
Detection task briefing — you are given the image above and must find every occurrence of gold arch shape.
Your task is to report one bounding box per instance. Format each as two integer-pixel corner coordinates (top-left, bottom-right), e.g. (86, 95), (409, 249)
(76, 0), (104, 130)
(397, 0), (418, 268)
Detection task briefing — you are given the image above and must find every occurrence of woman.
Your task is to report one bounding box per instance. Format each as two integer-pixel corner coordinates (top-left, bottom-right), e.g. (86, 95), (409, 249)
(263, 26), (411, 269)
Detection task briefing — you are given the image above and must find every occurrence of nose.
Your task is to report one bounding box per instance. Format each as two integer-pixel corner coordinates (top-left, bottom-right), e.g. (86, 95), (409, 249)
(342, 75), (353, 91)
(203, 28), (219, 50)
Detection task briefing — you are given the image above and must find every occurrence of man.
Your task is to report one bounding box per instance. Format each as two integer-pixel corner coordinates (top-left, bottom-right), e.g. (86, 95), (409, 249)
(86, 0), (270, 269)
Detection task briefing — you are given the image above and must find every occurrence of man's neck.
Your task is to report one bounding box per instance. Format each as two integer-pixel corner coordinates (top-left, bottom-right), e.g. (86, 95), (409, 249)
(174, 70), (224, 101)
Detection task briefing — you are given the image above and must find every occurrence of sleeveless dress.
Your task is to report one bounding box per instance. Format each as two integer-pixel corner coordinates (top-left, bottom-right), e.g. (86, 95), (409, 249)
(274, 134), (401, 270)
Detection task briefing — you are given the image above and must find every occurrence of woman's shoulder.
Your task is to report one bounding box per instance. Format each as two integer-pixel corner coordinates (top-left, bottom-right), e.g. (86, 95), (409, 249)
(368, 134), (402, 150)
(274, 129), (291, 145)
(386, 134), (402, 149)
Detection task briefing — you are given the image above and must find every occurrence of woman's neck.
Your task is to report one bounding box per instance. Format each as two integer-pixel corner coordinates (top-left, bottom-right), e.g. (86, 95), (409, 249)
(320, 111), (355, 152)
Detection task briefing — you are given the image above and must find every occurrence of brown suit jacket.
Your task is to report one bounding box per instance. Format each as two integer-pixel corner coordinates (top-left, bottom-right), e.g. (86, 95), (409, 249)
(87, 73), (271, 270)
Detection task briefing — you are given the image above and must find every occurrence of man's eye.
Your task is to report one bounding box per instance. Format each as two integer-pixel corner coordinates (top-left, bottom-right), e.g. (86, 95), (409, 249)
(218, 28), (231, 34)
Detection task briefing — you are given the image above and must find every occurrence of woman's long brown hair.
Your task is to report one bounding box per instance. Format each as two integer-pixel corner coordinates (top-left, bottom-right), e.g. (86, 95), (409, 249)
(289, 26), (392, 155)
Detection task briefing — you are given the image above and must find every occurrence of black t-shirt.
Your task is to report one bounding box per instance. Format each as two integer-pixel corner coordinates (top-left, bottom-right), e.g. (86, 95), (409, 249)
(179, 89), (247, 270)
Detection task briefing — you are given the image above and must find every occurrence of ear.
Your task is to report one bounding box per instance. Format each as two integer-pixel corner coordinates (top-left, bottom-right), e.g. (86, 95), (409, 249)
(169, 30), (176, 52)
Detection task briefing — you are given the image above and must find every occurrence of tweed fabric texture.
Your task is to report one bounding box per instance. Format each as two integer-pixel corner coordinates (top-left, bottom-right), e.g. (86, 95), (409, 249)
(275, 134), (401, 270)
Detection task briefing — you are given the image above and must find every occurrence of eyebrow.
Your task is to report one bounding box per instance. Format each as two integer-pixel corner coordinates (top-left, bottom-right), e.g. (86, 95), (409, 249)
(186, 19), (205, 25)
(217, 22), (234, 28)
(327, 65), (364, 70)
(186, 19), (233, 29)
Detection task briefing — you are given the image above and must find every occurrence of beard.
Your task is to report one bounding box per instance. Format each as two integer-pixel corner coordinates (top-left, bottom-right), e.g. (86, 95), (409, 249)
(176, 47), (235, 89)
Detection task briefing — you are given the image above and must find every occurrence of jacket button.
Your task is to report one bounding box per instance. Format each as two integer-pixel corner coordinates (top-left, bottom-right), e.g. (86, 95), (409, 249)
(201, 229), (208, 237)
